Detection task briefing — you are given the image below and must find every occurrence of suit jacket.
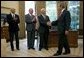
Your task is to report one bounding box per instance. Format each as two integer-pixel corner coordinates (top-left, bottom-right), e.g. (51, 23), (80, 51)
(25, 14), (36, 31)
(7, 14), (20, 32)
(38, 15), (50, 33)
(52, 10), (71, 34)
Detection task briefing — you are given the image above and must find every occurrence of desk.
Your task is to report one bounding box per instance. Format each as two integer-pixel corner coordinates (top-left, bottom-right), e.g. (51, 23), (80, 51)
(1, 26), (10, 42)
(48, 31), (78, 48)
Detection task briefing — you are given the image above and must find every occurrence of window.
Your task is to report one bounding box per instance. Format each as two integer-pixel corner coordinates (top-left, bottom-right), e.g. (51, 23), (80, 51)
(25, 1), (35, 15)
(68, 1), (80, 31)
(46, 1), (57, 22)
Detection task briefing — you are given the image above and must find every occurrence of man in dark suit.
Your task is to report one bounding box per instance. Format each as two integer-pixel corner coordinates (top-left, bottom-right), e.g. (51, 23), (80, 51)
(7, 8), (20, 51)
(52, 2), (71, 56)
(38, 8), (51, 51)
(25, 8), (36, 50)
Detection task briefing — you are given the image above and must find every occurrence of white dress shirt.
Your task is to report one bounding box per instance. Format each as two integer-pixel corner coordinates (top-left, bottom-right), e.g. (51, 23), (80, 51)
(11, 13), (15, 18)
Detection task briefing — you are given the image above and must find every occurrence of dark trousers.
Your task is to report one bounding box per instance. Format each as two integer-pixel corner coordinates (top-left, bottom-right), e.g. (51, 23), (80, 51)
(27, 31), (35, 48)
(39, 31), (49, 49)
(57, 34), (70, 53)
(9, 31), (19, 50)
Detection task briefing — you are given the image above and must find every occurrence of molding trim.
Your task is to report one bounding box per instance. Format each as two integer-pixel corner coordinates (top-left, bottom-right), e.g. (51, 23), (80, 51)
(1, 6), (11, 9)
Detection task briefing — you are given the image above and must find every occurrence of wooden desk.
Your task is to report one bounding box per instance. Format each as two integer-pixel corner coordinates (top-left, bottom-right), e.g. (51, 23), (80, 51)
(48, 31), (78, 48)
(1, 26), (10, 42)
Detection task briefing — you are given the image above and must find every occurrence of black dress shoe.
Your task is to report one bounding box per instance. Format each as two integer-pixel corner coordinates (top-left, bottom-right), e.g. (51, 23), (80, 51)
(39, 48), (42, 51)
(11, 49), (14, 51)
(63, 52), (70, 55)
(32, 48), (35, 50)
(53, 53), (61, 56)
(28, 48), (30, 49)
(45, 48), (48, 50)
(17, 48), (20, 50)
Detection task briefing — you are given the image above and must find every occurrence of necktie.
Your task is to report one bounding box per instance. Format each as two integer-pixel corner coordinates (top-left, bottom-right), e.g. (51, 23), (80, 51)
(42, 15), (46, 20)
(13, 14), (16, 21)
(13, 14), (15, 19)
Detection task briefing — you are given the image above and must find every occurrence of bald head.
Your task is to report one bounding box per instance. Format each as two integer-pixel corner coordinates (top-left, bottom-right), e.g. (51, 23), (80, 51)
(41, 8), (46, 15)
(10, 8), (15, 14)
(29, 8), (33, 14)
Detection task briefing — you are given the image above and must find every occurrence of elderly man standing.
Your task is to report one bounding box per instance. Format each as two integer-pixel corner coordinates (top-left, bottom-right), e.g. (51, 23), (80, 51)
(7, 8), (20, 51)
(25, 8), (36, 50)
(38, 8), (51, 51)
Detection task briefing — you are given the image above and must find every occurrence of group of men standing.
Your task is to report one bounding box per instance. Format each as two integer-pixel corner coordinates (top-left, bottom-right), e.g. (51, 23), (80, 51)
(6, 2), (71, 56)
(25, 8), (50, 51)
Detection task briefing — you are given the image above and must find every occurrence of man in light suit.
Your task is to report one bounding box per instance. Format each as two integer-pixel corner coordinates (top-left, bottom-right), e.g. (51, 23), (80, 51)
(25, 8), (36, 50)
(7, 8), (20, 51)
(52, 2), (71, 56)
